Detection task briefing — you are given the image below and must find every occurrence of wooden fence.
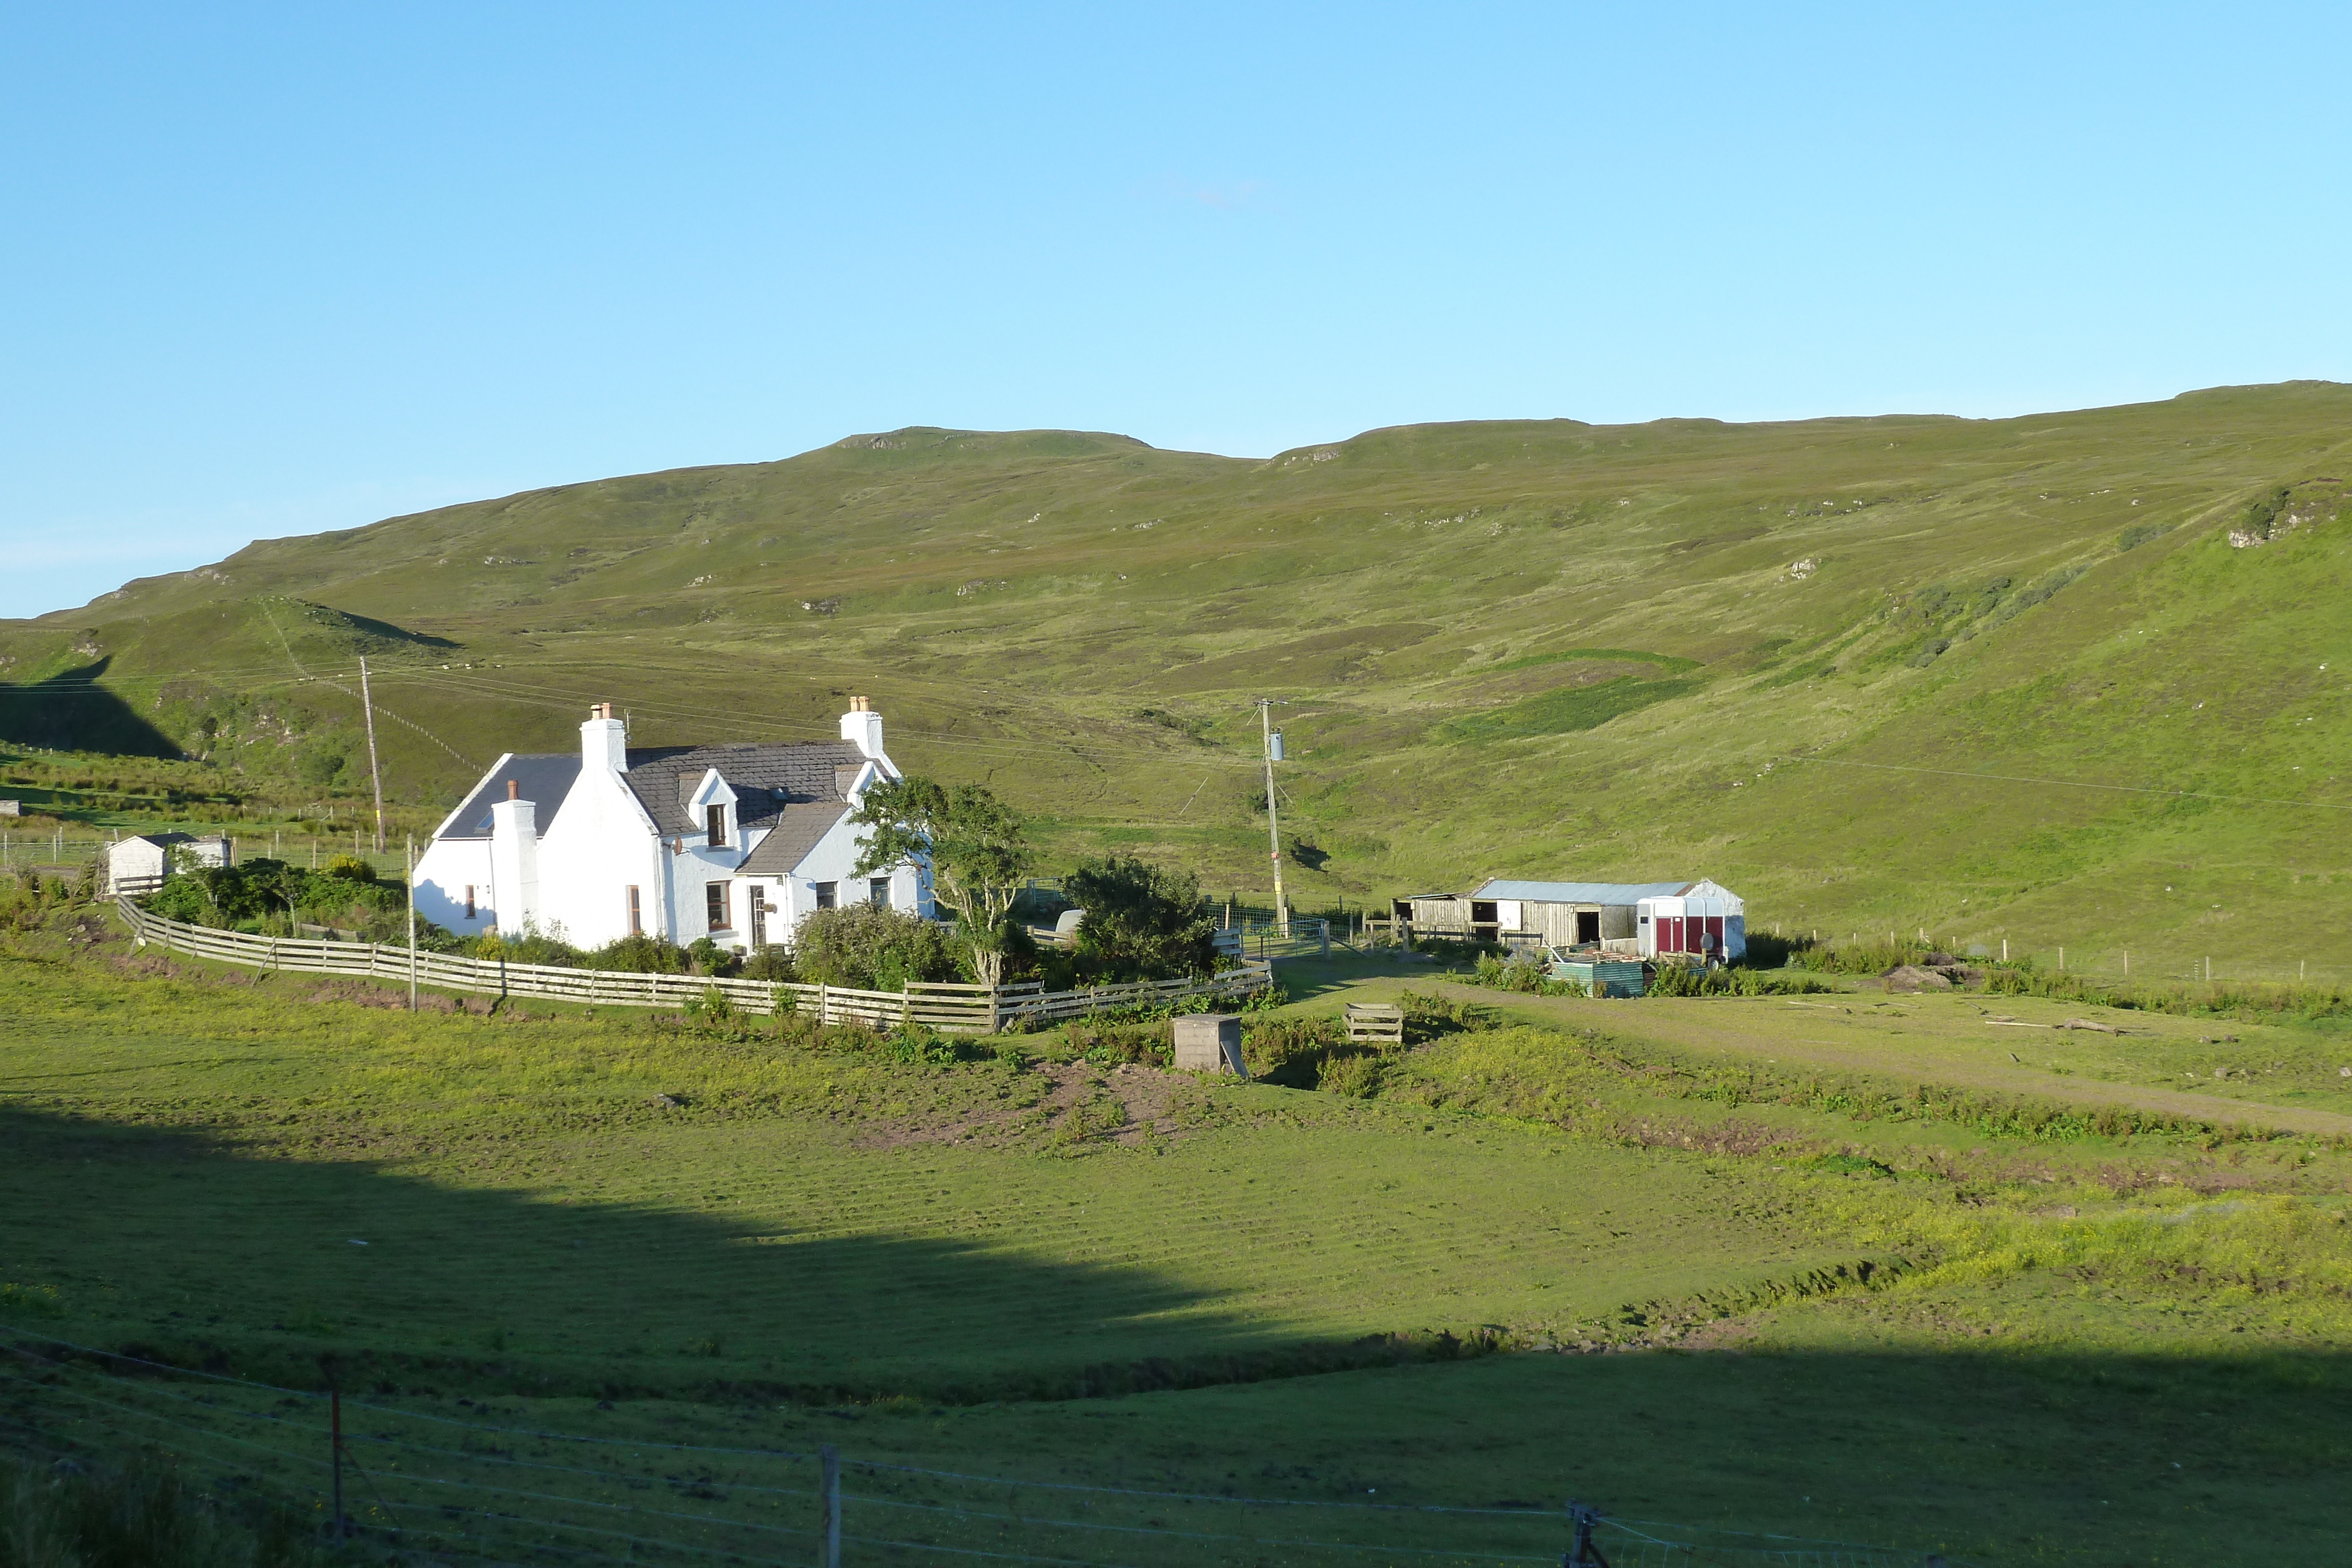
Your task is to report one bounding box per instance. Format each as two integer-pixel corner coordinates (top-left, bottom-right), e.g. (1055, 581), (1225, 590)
(115, 900), (1273, 1034)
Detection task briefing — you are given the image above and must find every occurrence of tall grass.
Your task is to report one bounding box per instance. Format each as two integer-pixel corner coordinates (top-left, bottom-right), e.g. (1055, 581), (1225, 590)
(0, 1452), (313, 1567)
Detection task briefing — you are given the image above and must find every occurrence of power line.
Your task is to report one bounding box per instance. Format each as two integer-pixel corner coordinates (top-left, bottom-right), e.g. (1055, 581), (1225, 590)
(1784, 754), (2352, 813)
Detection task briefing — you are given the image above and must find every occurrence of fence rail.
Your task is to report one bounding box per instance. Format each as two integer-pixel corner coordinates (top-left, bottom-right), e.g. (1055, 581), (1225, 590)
(116, 900), (1272, 1033)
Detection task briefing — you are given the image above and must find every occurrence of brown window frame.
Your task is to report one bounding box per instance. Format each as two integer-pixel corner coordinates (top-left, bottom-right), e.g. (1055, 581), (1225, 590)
(706, 880), (732, 932)
(465, 885), (476, 920)
(705, 803), (727, 848)
(626, 885), (642, 935)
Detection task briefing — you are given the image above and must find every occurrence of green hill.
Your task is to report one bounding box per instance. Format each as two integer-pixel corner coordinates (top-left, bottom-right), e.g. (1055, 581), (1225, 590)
(6, 386), (2349, 974)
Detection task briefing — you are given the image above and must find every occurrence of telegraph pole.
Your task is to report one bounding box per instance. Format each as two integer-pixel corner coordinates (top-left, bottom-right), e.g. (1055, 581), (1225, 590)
(1255, 698), (1288, 936)
(358, 657), (386, 854)
(406, 834), (419, 1012)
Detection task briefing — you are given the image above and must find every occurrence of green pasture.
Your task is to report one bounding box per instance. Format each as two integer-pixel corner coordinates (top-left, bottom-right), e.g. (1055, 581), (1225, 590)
(6, 912), (2352, 1563)
(5, 385), (2350, 975)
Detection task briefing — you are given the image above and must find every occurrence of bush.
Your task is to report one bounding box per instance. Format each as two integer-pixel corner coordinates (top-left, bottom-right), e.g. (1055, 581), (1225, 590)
(584, 931), (691, 974)
(470, 925), (584, 967)
(1065, 856), (1217, 979)
(1649, 962), (1839, 997)
(1467, 951), (1588, 997)
(1242, 1015), (1348, 1088)
(740, 944), (797, 982)
(319, 853), (376, 882)
(142, 857), (405, 932)
(794, 903), (963, 990)
(1067, 1019), (1171, 1067)
(686, 936), (740, 978)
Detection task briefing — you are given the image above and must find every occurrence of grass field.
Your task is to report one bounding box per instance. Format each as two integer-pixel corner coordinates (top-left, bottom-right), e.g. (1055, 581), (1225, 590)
(5, 909), (2351, 1564)
(4, 385), (2349, 978)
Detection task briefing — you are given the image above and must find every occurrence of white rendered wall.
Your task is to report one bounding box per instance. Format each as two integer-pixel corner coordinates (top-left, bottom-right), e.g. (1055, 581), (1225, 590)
(414, 839), (496, 935)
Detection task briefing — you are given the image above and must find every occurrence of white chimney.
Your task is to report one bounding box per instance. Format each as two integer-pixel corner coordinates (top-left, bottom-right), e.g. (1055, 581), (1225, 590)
(582, 701), (628, 773)
(840, 694), (884, 759)
(487, 778), (540, 934)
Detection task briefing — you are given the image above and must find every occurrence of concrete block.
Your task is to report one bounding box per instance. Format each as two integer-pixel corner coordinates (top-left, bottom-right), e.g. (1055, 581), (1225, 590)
(1172, 1014), (1245, 1077)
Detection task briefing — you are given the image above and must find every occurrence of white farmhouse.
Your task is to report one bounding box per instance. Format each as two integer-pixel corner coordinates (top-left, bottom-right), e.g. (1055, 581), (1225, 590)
(412, 698), (931, 951)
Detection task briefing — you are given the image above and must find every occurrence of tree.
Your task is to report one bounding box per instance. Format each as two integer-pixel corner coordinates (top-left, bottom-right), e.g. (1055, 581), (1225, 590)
(1063, 856), (1217, 979)
(850, 776), (1033, 987)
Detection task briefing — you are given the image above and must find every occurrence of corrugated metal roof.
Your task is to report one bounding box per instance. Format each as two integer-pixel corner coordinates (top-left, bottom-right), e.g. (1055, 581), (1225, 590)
(1474, 878), (1693, 904)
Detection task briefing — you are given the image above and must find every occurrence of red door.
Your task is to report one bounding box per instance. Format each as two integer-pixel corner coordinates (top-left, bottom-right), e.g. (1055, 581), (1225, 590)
(1665, 916), (1682, 952)
(1705, 916), (1724, 955)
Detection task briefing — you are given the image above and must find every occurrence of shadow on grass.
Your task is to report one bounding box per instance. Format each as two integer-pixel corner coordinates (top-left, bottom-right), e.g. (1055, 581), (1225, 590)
(0, 659), (182, 759)
(1269, 951), (1446, 1006)
(0, 1102), (1452, 1405)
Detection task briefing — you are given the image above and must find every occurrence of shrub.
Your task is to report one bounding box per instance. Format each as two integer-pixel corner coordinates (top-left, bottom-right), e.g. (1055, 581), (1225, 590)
(1067, 1019), (1171, 1066)
(584, 932), (691, 974)
(1242, 1015), (1348, 1088)
(1065, 856), (1218, 979)
(683, 985), (737, 1025)
(1467, 951), (1589, 997)
(1649, 963), (1839, 997)
(1317, 1052), (1389, 1098)
(470, 925), (584, 967)
(686, 936), (740, 977)
(740, 944), (797, 982)
(793, 903), (963, 990)
(320, 854), (376, 882)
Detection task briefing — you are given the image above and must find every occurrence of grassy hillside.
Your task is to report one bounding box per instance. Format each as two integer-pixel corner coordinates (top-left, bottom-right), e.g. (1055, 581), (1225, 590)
(5, 386), (2349, 974)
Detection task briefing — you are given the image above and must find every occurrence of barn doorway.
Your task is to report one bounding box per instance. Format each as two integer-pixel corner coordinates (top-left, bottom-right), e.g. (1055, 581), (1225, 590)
(1576, 910), (1601, 945)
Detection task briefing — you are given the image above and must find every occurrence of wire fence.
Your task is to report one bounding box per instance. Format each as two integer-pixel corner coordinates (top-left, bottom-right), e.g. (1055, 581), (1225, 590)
(0, 1326), (1965, 1567)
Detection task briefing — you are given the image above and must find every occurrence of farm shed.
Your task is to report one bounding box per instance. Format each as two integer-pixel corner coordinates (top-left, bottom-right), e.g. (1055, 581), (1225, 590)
(1471, 880), (1692, 951)
(106, 833), (230, 897)
(1392, 892), (1475, 937)
(1635, 879), (1745, 962)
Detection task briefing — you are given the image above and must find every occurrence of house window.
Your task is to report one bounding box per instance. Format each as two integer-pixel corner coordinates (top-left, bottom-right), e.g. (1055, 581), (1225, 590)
(750, 887), (768, 948)
(706, 880), (731, 931)
(814, 880), (837, 910)
(706, 804), (727, 848)
(626, 885), (642, 935)
(869, 877), (891, 908)
(465, 885), (476, 920)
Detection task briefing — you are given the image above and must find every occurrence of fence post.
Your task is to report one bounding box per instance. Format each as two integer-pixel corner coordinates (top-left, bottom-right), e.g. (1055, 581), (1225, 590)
(818, 1443), (841, 1568)
(1320, 919), (1330, 958)
(818, 982), (829, 1027)
(903, 982), (912, 1029)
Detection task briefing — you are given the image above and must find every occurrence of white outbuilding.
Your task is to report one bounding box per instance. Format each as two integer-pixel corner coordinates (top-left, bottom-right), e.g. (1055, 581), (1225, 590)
(106, 833), (232, 897)
(1468, 876), (1746, 961)
(411, 698), (931, 952)
(1633, 880), (1745, 962)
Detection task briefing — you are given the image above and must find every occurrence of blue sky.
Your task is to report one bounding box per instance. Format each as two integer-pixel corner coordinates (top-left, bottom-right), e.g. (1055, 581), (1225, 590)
(4, 3), (2348, 619)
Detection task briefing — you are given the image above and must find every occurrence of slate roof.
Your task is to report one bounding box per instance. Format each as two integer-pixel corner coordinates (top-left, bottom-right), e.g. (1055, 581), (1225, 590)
(737, 801), (853, 875)
(620, 741), (870, 836)
(442, 754), (587, 839)
(1473, 878), (1695, 905)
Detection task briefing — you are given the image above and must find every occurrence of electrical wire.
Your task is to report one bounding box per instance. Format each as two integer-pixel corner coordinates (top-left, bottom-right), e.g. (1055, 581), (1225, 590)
(1781, 754), (2351, 813)
(0, 1325), (1969, 1565)
(848, 1456), (1574, 1517)
(844, 1489), (1557, 1560)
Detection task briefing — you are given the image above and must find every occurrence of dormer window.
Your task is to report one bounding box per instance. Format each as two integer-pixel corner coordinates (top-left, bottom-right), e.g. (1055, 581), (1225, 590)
(706, 803), (727, 847)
